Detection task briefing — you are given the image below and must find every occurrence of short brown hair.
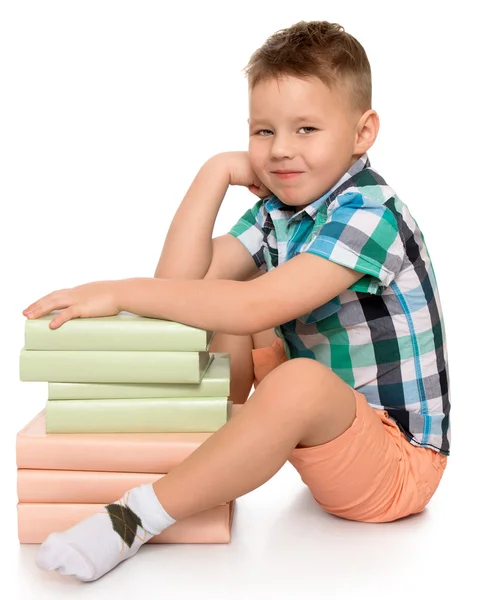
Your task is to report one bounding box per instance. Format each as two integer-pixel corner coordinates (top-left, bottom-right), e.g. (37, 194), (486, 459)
(242, 21), (372, 117)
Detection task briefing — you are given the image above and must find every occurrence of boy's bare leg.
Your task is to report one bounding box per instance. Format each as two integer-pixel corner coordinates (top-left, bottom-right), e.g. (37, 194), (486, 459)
(251, 327), (279, 349)
(208, 332), (254, 404)
(209, 328), (278, 404)
(153, 357), (356, 520)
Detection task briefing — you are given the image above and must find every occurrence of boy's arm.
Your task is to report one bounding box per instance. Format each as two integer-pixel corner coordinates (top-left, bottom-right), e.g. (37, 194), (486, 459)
(112, 253), (364, 336)
(203, 234), (262, 282)
(154, 155), (231, 280)
(244, 253), (365, 332)
(31, 252), (364, 334)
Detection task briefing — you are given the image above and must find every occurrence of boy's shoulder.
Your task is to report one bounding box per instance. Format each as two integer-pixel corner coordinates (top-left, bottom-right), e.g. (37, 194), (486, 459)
(317, 166), (417, 235)
(325, 166), (401, 213)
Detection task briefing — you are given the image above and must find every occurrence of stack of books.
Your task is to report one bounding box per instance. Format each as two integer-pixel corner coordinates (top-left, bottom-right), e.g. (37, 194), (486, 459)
(17, 312), (237, 544)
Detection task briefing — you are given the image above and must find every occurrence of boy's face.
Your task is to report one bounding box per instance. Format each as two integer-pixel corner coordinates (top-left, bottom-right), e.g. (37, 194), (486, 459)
(248, 75), (366, 211)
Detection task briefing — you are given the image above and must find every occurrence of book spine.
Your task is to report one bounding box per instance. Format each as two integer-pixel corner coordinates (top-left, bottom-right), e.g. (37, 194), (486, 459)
(16, 433), (213, 472)
(24, 320), (215, 351)
(17, 470), (164, 503)
(18, 502), (233, 544)
(45, 398), (229, 433)
(47, 355), (229, 399)
(48, 379), (230, 399)
(20, 350), (209, 384)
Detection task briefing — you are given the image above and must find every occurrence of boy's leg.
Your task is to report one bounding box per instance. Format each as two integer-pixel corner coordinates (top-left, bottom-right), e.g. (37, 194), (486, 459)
(208, 331), (254, 404)
(153, 357), (355, 519)
(208, 327), (278, 404)
(251, 327), (279, 349)
(37, 357), (355, 581)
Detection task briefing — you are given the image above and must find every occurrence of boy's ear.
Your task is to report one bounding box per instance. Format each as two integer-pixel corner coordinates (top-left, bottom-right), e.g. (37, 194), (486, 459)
(354, 110), (380, 154)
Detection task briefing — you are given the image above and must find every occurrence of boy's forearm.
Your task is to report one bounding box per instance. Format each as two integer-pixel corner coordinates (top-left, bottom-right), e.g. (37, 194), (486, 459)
(154, 156), (229, 280)
(116, 277), (255, 335)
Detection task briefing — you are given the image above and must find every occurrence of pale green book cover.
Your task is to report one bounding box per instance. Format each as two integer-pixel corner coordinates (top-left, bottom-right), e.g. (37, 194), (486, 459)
(48, 353), (230, 399)
(20, 350), (214, 384)
(45, 397), (230, 433)
(24, 312), (215, 351)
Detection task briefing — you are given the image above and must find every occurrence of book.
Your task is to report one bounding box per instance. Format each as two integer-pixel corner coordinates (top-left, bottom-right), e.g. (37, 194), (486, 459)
(18, 502), (235, 544)
(48, 353), (230, 399)
(24, 312), (215, 351)
(17, 406), (244, 472)
(17, 469), (164, 503)
(19, 349), (214, 384)
(45, 397), (231, 433)
(16, 409), (228, 473)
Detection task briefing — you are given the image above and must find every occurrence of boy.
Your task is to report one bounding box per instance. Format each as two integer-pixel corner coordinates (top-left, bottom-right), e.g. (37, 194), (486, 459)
(23, 21), (450, 581)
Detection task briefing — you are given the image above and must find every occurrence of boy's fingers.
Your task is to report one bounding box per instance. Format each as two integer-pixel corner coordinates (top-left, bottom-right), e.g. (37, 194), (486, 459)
(50, 305), (81, 329)
(248, 184), (271, 198)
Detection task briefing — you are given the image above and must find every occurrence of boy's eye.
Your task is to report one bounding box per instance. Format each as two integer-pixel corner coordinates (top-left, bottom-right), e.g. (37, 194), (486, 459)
(255, 127), (317, 136)
(299, 126), (317, 134)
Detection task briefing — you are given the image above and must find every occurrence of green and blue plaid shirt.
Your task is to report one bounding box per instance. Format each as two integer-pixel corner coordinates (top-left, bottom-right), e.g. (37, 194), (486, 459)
(228, 153), (451, 456)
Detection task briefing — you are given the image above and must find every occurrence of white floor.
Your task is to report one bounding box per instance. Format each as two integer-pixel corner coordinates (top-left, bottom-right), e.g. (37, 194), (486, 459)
(4, 402), (494, 599)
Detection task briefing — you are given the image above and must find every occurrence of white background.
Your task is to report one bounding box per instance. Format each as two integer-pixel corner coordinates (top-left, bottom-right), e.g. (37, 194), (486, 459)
(1, 0), (496, 597)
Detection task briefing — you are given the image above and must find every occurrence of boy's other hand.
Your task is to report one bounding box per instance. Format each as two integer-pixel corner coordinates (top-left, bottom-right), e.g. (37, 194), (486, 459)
(212, 151), (272, 199)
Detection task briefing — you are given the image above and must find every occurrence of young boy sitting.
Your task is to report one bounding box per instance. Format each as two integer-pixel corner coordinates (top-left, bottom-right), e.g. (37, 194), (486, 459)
(24, 20), (451, 582)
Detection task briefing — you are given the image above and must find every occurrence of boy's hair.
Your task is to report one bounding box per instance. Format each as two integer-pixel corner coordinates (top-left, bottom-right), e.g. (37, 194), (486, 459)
(243, 21), (371, 117)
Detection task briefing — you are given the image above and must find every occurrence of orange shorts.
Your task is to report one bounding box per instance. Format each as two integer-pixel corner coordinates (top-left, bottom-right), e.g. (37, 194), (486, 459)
(252, 338), (448, 523)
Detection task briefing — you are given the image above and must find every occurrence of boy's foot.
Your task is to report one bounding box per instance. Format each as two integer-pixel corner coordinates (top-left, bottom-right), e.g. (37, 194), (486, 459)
(35, 483), (176, 581)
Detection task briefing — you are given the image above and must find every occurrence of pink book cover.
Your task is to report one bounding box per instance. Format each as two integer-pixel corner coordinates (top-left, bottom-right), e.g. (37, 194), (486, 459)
(18, 501), (235, 544)
(17, 406), (245, 473)
(17, 469), (166, 503)
(16, 410), (213, 473)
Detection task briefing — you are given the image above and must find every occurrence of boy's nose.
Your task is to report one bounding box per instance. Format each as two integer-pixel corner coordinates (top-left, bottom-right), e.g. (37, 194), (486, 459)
(270, 136), (296, 160)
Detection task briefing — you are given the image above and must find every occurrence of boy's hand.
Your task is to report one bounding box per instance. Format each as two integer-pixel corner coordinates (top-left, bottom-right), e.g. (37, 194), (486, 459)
(22, 280), (121, 329)
(213, 151), (272, 199)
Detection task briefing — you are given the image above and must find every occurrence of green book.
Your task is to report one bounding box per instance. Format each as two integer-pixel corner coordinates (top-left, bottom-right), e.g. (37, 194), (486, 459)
(20, 350), (214, 384)
(47, 353), (230, 399)
(24, 312), (215, 351)
(45, 397), (231, 433)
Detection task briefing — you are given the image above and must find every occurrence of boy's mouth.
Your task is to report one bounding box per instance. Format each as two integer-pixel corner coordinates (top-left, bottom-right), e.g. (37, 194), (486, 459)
(272, 172), (303, 180)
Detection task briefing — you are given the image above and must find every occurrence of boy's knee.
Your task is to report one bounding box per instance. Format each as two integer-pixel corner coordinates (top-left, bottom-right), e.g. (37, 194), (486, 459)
(259, 357), (334, 401)
(279, 357), (332, 382)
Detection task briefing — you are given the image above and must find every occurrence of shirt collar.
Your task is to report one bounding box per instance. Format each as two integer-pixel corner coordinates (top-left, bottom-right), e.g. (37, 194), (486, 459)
(263, 152), (371, 221)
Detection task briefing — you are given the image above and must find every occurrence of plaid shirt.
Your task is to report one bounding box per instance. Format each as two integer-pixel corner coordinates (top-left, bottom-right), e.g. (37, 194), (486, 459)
(228, 153), (451, 456)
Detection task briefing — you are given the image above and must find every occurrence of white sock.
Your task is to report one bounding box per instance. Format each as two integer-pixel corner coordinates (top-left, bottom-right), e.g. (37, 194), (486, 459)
(35, 483), (176, 581)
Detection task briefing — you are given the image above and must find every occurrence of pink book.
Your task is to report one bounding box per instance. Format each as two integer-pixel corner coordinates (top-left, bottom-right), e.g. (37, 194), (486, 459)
(16, 410), (214, 473)
(17, 469), (165, 503)
(18, 502), (235, 544)
(17, 406), (245, 473)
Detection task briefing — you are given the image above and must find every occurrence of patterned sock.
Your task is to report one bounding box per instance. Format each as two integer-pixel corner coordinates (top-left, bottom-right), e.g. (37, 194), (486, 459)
(35, 483), (176, 581)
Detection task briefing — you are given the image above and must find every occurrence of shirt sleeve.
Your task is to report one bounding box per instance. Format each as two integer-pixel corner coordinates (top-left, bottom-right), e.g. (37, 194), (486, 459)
(227, 199), (268, 273)
(298, 191), (405, 294)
